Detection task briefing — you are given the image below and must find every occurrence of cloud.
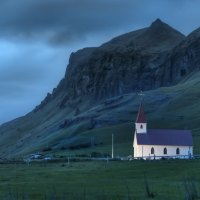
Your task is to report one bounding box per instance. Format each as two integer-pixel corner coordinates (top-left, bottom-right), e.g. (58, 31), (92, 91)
(0, 0), (139, 46)
(0, 40), (60, 83)
(0, 0), (200, 47)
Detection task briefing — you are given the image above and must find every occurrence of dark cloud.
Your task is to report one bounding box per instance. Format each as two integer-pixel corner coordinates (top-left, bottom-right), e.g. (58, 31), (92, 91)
(0, 0), (200, 47)
(0, 0), (139, 46)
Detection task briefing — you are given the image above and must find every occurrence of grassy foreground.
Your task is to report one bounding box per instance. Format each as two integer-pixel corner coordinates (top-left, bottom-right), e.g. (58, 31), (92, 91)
(0, 159), (199, 199)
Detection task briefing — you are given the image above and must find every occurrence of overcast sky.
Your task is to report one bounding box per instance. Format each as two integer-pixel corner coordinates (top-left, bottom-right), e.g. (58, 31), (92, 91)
(0, 0), (200, 124)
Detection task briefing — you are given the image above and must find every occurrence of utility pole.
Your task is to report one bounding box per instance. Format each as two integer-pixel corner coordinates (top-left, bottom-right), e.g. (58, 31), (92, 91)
(112, 134), (114, 159)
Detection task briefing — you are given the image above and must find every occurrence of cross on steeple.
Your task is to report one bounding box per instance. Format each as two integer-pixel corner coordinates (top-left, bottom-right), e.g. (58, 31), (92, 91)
(138, 91), (145, 102)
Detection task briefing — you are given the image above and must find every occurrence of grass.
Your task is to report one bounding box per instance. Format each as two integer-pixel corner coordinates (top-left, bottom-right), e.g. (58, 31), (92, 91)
(0, 159), (199, 199)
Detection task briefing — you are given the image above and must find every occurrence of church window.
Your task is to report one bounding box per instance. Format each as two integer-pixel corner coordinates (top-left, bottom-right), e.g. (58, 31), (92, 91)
(164, 147), (167, 155)
(151, 147), (154, 154)
(176, 148), (180, 155)
(140, 125), (143, 129)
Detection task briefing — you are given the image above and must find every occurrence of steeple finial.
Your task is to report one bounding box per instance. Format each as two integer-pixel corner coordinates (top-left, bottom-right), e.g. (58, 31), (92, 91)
(138, 90), (145, 102)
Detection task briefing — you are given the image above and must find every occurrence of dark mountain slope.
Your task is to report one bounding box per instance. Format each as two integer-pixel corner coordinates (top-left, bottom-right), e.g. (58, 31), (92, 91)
(1, 19), (200, 157)
(154, 26), (200, 86)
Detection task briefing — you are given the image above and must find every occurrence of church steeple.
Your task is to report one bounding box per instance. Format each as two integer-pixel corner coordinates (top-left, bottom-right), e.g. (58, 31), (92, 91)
(135, 103), (147, 134)
(136, 103), (146, 123)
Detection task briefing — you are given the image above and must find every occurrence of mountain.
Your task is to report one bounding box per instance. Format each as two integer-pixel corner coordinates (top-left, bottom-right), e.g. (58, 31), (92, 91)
(55, 18), (185, 102)
(1, 19), (200, 157)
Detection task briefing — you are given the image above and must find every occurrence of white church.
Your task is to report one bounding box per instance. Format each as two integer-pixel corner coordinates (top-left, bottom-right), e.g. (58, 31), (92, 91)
(133, 103), (193, 159)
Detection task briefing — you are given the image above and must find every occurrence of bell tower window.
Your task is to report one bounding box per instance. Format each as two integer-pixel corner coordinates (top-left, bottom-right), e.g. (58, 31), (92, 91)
(140, 125), (143, 129)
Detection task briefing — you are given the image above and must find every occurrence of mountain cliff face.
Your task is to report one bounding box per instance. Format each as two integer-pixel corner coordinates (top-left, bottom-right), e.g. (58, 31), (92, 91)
(51, 19), (185, 105)
(1, 19), (200, 157)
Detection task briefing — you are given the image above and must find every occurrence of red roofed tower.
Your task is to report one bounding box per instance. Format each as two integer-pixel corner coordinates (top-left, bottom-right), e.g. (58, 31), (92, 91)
(135, 103), (147, 134)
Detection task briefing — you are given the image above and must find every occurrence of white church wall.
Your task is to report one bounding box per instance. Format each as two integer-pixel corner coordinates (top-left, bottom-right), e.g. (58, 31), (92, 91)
(133, 133), (137, 156)
(134, 144), (193, 159)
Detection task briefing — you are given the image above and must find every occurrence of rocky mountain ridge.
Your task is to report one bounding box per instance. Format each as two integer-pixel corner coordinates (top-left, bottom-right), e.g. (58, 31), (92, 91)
(38, 18), (187, 110)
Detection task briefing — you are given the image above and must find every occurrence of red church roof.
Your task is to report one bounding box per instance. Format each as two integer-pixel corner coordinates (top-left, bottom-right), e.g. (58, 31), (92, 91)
(136, 103), (146, 123)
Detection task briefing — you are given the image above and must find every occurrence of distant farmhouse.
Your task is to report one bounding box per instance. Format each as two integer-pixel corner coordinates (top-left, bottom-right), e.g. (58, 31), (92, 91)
(133, 103), (193, 159)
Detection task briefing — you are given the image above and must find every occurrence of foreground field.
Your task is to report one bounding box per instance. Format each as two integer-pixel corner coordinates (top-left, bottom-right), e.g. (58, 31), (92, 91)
(0, 159), (199, 199)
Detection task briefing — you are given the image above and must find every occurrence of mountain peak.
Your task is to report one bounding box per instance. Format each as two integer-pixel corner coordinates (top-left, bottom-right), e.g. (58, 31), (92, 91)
(149, 19), (185, 38)
(126, 18), (185, 53)
(150, 18), (168, 29)
(152, 18), (163, 24)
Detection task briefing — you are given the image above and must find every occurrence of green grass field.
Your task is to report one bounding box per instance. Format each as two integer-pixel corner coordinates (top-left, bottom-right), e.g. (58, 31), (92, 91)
(0, 159), (200, 200)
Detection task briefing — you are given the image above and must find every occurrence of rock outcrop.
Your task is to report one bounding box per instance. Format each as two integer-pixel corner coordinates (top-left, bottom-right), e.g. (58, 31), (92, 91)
(47, 19), (186, 107)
